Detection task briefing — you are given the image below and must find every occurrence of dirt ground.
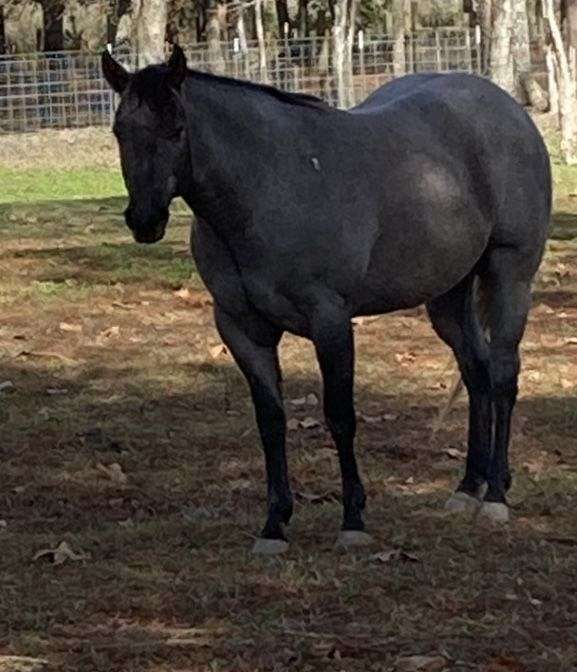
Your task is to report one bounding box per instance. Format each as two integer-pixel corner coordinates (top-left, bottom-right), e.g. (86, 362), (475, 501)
(1, 127), (577, 672)
(0, 128), (119, 170)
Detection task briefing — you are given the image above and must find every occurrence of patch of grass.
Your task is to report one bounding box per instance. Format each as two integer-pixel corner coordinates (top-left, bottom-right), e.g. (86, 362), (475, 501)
(0, 167), (124, 204)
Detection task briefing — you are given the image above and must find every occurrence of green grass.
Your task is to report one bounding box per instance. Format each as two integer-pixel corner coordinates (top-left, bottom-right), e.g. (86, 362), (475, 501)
(0, 167), (124, 204)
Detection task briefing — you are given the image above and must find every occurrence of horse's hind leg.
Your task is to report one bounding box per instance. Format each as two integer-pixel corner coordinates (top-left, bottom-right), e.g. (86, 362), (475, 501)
(426, 275), (492, 513)
(311, 306), (371, 548)
(477, 249), (533, 523)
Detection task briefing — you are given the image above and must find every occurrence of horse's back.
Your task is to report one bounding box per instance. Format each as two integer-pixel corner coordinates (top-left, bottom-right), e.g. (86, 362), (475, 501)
(355, 73), (551, 261)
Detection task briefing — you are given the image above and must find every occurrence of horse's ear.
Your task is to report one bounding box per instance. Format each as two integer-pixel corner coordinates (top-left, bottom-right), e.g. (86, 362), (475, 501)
(167, 44), (187, 90)
(102, 50), (131, 94)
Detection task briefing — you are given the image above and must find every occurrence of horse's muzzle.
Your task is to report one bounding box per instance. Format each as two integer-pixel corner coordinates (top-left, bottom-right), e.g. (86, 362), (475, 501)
(125, 207), (169, 244)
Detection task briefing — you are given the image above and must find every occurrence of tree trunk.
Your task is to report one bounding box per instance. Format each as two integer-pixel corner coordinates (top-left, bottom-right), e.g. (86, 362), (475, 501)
(564, 0), (577, 49)
(490, 0), (516, 95)
(297, 0), (308, 37)
(392, 0), (408, 76)
(206, 0), (225, 71)
(0, 3), (6, 54)
(475, 0), (492, 74)
(511, 0), (531, 102)
(42, 0), (65, 51)
(255, 0), (268, 82)
(275, 0), (291, 37)
(107, 0), (131, 46)
(237, 7), (247, 52)
(546, 45), (560, 116)
(545, 0), (577, 163)
(333, 0), (347, 106)
(133, 0), (167, 67)
(167, 0), (197, 47)
(344, 0), (358, 106)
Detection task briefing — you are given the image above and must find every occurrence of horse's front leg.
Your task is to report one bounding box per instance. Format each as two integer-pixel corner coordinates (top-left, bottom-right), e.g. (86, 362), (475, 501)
(312, 309), (372, 548)
(214, 306), (292, 555)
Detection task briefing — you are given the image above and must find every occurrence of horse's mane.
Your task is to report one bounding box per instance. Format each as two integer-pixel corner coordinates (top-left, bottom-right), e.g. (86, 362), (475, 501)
(130, 65), (331, 112)
(188, 69), (331, 111)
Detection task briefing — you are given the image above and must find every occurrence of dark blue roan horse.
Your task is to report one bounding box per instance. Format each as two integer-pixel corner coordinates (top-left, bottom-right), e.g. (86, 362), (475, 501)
(103, 46), (551, 554)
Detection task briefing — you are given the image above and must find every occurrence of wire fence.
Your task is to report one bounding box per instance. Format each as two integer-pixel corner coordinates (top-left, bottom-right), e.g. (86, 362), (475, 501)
(0, 28), (480, 133)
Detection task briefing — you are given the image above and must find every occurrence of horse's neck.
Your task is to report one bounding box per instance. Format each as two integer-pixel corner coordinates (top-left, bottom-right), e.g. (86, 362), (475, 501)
(179, 74), (272, 227)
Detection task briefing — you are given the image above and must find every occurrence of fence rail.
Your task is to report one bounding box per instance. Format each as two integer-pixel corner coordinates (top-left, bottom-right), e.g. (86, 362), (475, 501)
(0, 29), (480, 133)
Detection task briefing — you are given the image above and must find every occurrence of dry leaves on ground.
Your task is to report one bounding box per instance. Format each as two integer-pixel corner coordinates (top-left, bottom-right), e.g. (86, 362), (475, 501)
(33, 541), (90, 566)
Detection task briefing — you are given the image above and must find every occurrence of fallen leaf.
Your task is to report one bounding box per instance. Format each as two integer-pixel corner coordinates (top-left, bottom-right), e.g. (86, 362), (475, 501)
(290, 396), (307, 406)
(96, 326), (120, 343)
(0, 381), (14, 392)
(444, 448), (466, 460)
(96, 462), (127, 485)
(0, 656), (50, 672)
(59, 322), (82, 333)
(306, 393), (319, 407)
(301, 417), (321, 429)
(174, 287), (191, 300)
(395, 654), (447, 671)
(16, 351), (81, 365)
(565, 337), (577, 345)
(359, 413), (382, 424)
(33, 541), (90, 566)
(370, 548), (420, 564)
(174, 287), (212, 307)
(395, 352), (416, 365)
(210, 344), (228, 359)
(485, 655), (526, 672)
(295, 491), (337, 504)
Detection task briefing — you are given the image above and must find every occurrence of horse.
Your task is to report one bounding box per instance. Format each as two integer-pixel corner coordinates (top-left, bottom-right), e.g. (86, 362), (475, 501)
(102, 45), (551, 554)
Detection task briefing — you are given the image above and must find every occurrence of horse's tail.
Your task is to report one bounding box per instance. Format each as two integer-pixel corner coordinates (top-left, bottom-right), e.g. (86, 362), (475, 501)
(431, 275), (491, 434)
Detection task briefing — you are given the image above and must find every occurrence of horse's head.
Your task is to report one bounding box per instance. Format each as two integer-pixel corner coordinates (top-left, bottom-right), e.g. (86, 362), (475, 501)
(102, 46), (189, 244)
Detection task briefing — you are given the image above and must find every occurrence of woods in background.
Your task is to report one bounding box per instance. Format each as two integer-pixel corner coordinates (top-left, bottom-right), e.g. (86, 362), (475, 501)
(1, 0), (577, 161)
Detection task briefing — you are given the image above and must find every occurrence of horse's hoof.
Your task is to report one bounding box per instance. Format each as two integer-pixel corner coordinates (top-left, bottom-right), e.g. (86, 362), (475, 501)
(335, 530), (374, 549)
(444, 491), (481, 513)
(251, 538), (289, 555)
(476, 502), (510, 524)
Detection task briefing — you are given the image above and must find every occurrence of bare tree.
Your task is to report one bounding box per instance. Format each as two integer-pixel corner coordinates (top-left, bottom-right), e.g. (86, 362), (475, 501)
(205, 0), (225, 71)
(133, 0), (167, 67)
(511, 0), (531, 100)
(544, 0), (577, 164)
(254, 0), (268, 82)
(392, 0), (409, 76)
(37, 0), (65, 51)
(0, 1), (6, 54)
(332, 0), (357, 107)
(490, 0), (516, 94)
(275, 0), (290, 36)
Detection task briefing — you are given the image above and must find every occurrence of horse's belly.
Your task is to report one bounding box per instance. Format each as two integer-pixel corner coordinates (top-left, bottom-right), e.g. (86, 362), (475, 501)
(354, 218), (490, 315)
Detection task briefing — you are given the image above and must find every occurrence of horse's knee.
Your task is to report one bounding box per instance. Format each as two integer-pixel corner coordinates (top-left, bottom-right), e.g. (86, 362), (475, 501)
(490, 353), (519, 400)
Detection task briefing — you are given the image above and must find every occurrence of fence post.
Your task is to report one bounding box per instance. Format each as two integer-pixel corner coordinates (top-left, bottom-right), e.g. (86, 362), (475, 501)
(435, 29), (441, 71)
(358, 30), (365, 101)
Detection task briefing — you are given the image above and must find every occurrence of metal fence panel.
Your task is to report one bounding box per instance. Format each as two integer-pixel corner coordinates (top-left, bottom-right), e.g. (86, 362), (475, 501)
(0, 29), (479, 133)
